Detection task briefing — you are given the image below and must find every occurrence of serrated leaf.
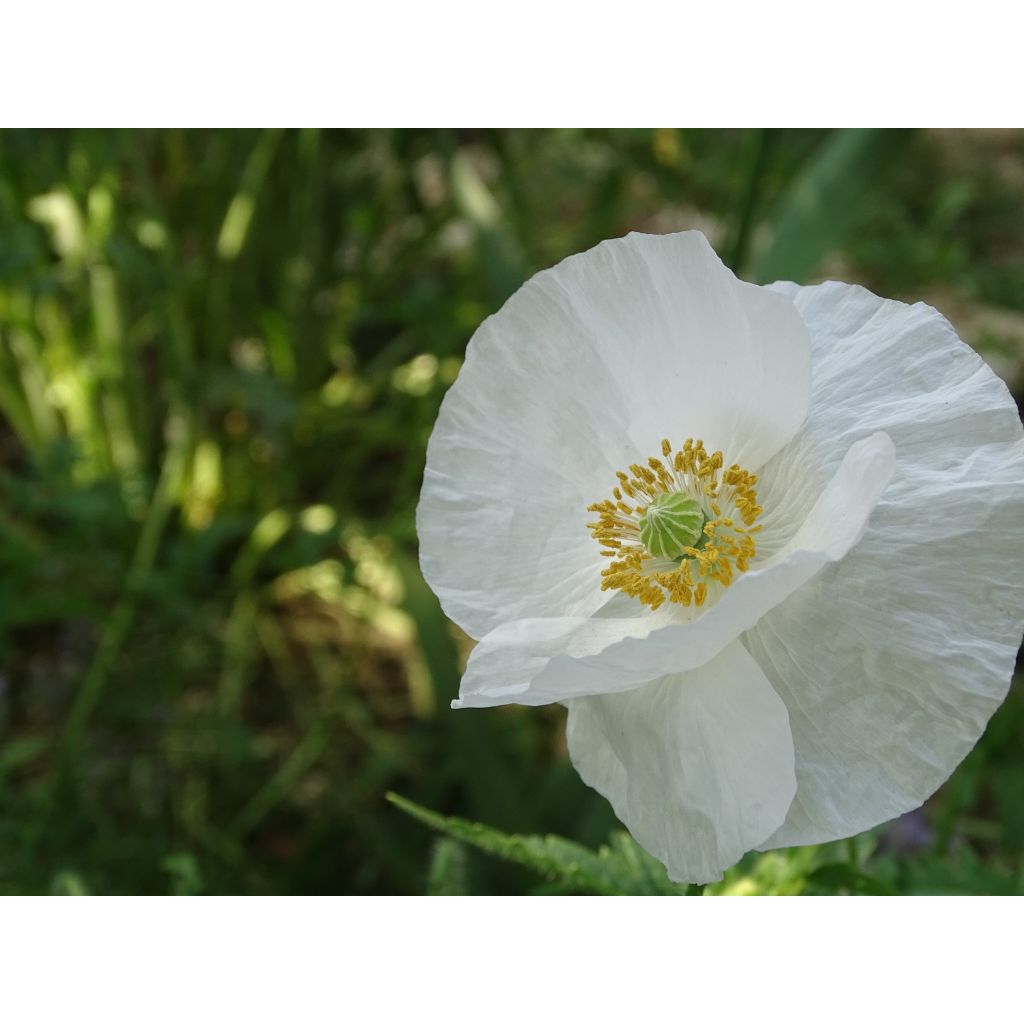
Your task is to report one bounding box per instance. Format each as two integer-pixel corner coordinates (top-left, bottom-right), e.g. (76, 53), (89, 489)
(388, 792), (689, 895)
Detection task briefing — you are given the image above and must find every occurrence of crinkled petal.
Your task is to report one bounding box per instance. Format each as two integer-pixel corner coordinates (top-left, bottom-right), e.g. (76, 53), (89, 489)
(566, 641), (796, 884)
(455, 431), (895, 708)
(418, 231), (811, 639)
(747, 281), (1024, 847)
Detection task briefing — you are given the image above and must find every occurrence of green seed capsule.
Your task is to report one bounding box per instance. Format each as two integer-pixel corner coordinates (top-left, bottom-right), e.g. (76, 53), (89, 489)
(639, 492), (704, 560)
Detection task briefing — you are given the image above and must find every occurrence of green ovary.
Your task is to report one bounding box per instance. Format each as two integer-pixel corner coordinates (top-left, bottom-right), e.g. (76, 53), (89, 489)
(639, 492), (705, 560)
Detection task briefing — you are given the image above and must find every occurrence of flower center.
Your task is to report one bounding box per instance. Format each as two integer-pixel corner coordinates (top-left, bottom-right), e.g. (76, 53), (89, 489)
(640, 491), (705, 559)
(586, 438), (763, 611)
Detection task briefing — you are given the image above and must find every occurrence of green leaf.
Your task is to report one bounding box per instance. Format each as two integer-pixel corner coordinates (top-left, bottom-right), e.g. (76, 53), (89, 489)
(426, 837), (470, 896)
(450, 150), (529, 306)
(754, 129), (915, 283)
(388, 792), (688, 895)
(0, 736), (49, 779)
(50, 871), (90, 896)
(898, 848), (1024, 896)
(805, 862), (898, 896)
(394, 551), (461, 706)
(161, 852), (205, 896)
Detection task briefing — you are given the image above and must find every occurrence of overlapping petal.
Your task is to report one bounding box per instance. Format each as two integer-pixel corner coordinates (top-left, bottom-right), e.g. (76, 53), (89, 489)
(454, 430), (894, 708)
(745, 282), (1024, 847)
(566, 641), (796, 884)
(418, 231), (811, 640)
(419, 228), (1024, 886)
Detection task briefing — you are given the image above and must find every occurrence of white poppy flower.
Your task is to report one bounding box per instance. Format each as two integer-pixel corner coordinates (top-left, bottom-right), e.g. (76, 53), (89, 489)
(417, 231), (1024, 884)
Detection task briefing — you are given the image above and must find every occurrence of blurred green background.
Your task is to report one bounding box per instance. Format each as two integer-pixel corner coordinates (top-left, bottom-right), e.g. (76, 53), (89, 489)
(1, 129), (1022, 895)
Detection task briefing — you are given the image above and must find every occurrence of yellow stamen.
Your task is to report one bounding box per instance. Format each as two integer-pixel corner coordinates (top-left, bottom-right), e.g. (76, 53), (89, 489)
(585, 436), (764, 610)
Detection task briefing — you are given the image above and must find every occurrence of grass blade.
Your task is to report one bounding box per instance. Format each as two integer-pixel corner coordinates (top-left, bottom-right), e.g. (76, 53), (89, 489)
(754, 128), (914, 283)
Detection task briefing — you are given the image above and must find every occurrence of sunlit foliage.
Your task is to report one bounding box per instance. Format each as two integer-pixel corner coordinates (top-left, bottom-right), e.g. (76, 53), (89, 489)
(0, 129), (1022, 894)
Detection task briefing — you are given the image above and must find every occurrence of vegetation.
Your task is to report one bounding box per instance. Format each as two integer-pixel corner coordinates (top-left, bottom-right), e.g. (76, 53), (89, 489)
(0, 129), (1022, 894)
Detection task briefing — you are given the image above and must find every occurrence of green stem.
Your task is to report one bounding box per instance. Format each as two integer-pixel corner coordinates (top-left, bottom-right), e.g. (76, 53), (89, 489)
(728, 128), (775, 274)
(229, 723), (329, 839)
(60, 411), (191, 760)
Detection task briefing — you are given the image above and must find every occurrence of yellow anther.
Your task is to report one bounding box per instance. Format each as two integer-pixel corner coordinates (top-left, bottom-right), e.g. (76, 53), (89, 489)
(586, 436), (763, 612)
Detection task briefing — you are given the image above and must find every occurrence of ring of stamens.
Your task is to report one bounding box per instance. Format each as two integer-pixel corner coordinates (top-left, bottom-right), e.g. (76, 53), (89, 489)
(586, 438), (763, 611)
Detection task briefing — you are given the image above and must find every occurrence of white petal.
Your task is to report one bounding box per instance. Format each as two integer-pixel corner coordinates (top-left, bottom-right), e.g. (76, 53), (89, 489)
(418, 231), (811, 639)
(454, 431), (895, 708)
(749, 281), (1024, 847)
(566, 641), (796, 884)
